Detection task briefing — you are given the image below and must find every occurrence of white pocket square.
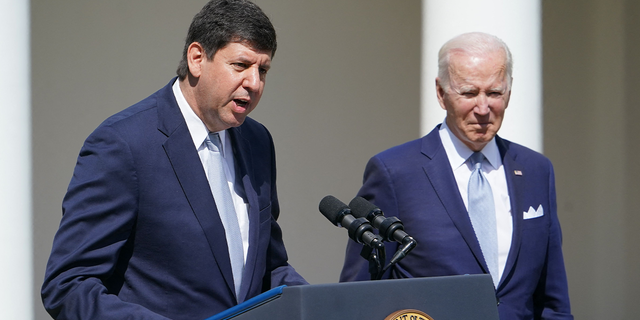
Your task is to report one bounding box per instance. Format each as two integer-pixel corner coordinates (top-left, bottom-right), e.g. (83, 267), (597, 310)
(524, 205), (544, 220)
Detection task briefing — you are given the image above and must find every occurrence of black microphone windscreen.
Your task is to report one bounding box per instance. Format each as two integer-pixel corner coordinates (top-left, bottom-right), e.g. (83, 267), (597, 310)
(319, 195), (350, 225)
(349, 196), (379, 219)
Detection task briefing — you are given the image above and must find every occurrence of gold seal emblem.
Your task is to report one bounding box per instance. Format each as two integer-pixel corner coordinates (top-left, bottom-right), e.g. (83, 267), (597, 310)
(384, 309), (434, 320)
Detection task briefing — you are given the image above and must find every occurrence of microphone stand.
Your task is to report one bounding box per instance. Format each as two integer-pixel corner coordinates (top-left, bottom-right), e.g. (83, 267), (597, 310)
(360, 244), (385, 280)
(360, 235), (416, 280)
(379, 236), (416, 277)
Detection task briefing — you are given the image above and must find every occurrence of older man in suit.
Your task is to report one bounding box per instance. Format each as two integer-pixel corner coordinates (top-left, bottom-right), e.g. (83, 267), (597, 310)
(340, 32), (572, 320)
(41, 1), (307, 319)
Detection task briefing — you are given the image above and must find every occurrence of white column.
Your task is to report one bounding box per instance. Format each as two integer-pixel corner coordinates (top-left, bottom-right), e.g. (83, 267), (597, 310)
(422, 0), (542, 152)
(0, 0), (33, 319)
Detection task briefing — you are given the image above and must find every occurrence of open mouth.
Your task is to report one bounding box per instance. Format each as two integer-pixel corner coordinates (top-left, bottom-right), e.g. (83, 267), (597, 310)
(234, 99), (249, 107)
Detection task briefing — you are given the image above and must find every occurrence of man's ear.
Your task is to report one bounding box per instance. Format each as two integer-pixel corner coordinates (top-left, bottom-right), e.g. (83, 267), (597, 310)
(186, 42), (206, 78)
(504, 76), (513, 109)
(435, 78), (447, 110)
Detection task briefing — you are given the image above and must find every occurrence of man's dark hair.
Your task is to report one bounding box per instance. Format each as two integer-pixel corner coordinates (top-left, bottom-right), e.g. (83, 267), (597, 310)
(176, 0), (277, 79)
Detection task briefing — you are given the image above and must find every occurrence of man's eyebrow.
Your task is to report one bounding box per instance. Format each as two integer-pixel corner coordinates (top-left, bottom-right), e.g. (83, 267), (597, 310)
(236, 55), (271, 68)
(234, 56), (253, 63)
(457, 86), (477, 93)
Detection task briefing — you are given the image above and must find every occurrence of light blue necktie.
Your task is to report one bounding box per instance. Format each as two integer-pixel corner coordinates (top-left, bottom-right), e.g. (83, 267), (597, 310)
(205, 132), (244, 298)
(468, 152), (499, 288)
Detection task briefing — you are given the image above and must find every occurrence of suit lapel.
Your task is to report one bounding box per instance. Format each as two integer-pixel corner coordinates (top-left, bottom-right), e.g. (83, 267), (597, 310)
(496, 137), (525, 289)
(420, 128), (490, 274)
(156, 80), (237, 298)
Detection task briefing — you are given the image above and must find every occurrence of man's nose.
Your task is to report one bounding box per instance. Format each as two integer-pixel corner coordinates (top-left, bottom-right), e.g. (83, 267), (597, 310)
(243, 68), (261, 92)
(475, 94), (490, 115)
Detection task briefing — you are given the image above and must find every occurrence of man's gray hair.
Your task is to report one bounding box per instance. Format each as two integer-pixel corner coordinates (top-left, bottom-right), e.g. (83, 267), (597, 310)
(437, 32), (513, 90)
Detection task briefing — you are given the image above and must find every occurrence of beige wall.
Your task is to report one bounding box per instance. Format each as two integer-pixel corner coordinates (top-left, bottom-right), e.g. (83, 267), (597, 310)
(543, 0), (640, 318)
(31, 0), (639, 319)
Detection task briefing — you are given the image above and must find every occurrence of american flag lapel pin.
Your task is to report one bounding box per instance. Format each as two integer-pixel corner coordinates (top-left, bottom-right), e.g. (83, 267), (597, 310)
(514, 170), (523, 176)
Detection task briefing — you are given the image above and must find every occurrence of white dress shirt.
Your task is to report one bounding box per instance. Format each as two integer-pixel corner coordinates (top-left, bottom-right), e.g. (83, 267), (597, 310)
(172, 79), (250, 263)
(438, 121), (513, 281)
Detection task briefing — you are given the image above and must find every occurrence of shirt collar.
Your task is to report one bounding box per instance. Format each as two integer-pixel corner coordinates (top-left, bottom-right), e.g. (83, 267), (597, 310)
(172, 79), (227, 149)
(439, 119), (501, 169)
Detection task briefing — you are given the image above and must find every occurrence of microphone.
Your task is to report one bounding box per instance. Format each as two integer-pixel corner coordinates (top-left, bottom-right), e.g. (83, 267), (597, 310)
(319, 195), (383, 249)
(349, 197), (412, 243)
(348, 196), (417, 264)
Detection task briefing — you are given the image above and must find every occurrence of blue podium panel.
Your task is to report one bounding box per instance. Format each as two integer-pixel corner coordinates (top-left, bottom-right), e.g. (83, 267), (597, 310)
(216, 274), (499, 320)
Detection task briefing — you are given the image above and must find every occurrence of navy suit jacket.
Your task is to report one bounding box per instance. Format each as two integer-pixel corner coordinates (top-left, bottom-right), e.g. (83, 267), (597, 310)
(340, 126), (572, 320)
(42, 79), (307, 320)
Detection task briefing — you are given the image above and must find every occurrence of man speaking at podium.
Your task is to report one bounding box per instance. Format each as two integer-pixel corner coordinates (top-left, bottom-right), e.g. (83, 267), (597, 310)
(42, 1), (307, 319)
(340, 32), (572, 320)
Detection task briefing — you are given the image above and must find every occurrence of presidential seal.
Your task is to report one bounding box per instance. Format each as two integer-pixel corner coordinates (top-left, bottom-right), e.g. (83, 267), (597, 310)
(384, 309), (434, 320)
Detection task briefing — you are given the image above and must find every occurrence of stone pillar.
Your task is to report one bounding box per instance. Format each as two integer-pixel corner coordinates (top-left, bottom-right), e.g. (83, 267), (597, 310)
(0, 0), (33, 319)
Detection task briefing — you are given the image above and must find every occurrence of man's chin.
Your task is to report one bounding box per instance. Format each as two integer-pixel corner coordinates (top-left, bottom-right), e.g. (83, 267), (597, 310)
(463, 132), (496, 150)
(228, 115), (248, 127)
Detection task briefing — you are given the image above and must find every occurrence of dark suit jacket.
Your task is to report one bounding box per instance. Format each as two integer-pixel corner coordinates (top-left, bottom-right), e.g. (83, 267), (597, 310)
(42, 78), (307, 320)
(340, 126), (572, 320)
